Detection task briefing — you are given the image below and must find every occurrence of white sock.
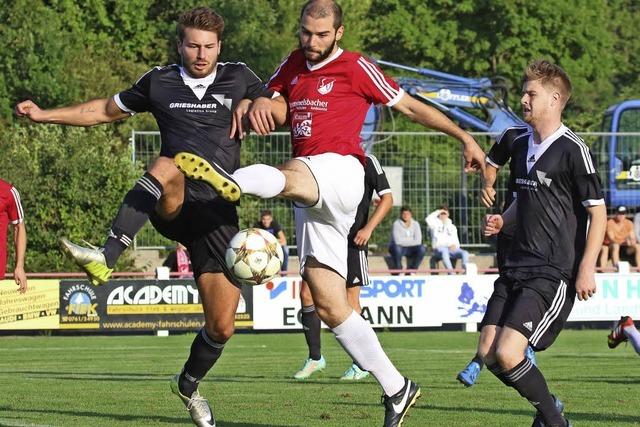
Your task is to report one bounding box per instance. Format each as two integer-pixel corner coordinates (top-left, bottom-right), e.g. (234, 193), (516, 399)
(332, 311), (405, 396)
(232, 164), (285, 198)
(624, 324), (640, 355)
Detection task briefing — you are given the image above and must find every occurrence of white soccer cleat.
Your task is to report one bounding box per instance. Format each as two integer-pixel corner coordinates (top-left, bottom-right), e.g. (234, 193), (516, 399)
(170, 374), (216, 427)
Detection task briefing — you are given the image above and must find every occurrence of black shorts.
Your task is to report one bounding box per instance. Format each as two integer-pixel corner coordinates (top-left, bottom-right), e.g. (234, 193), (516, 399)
(480, 275), (512, 329)
(481, 274), (575, 351)
(346, 246), (369, 287)
(149, 179), (239, 284)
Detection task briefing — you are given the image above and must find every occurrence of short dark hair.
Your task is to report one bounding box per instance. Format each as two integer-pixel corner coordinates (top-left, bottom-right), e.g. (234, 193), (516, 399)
(523, 59), (572, 106)
(300, 0), (343, 30)
(400, 206), (412, 214)
(177, 7), (224, 42)
(438, 204), (449, 213)
(260, 209), (272, 217)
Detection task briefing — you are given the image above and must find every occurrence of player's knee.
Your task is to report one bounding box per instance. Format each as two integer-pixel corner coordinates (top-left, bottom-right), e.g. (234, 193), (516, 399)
(149, 156), (181, 186)
(494, 346), (519, 370)
(204, 322), (235, 343)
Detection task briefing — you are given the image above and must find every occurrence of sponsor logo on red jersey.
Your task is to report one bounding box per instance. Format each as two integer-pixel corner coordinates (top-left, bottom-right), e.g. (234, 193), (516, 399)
(317, 77), (335, 95)
(292, 112), (312, 138)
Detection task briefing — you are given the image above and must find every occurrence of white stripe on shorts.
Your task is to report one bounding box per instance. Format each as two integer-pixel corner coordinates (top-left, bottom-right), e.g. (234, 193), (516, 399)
(530, 280), (567, 346)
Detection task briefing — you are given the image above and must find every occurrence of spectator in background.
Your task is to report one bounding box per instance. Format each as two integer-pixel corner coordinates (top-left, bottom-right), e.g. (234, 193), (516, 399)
(599, 205), (640, 267)
(254, 209), (288, 273)
(389, 206), (425, 273)
(163, 243), (192, 278)
(0, 178), (27, 293)
(425, 205), (469, 273)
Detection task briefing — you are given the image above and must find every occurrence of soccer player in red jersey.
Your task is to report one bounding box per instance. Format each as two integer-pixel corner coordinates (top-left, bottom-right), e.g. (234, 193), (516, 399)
(175, 2), (485, 425)
(0, 178), (27, 293)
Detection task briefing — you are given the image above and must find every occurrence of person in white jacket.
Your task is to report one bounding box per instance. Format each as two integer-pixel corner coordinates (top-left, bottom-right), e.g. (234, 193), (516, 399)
(425, 206), (469, 273)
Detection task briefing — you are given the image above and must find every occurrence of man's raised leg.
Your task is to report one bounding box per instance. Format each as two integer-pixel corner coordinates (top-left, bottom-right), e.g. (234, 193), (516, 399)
(61, 157), (181, 285)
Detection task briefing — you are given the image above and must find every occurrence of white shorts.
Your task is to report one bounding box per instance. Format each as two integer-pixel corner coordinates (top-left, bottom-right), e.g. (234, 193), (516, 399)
(294, 153), (364, 279)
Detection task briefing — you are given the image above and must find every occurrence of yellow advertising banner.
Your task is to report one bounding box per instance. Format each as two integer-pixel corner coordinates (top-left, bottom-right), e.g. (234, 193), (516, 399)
(0, 280), (60, 330)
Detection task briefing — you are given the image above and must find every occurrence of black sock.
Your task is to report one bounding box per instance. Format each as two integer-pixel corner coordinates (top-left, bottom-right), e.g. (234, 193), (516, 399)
(504, 358), (564, 426)
(179, 329), (226, 397)
(472, 353), (485, 369)
(103, 172), (163, 268)
(301, 305), (322, 360)
(487, 362), (511, 387)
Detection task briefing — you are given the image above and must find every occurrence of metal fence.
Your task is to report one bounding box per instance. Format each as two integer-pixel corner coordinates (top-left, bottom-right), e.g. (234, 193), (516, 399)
(131, 131), (640, 252)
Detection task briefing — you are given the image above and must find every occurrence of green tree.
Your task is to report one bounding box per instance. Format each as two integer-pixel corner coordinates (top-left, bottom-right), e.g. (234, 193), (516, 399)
(0, 125), (140, 272)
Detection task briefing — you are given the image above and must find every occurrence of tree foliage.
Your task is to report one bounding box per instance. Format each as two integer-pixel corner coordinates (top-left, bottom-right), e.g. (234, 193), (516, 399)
(0, 0), (639, 270)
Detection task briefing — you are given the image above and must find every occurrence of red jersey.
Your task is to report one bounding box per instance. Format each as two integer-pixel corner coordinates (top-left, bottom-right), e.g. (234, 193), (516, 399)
(0, 179), (24, 277)
(268, 48), (403, 164)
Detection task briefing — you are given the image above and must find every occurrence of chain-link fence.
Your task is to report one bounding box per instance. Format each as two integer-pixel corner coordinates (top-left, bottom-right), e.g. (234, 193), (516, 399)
(131, 131), (640, 252)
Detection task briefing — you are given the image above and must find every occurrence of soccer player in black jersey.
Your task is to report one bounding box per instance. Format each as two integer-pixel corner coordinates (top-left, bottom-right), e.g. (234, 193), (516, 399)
(16, 8), (271, 426)
(482, 60), (607, 427)
(293, 153), (393, 381)
(457, 125), (541, 387)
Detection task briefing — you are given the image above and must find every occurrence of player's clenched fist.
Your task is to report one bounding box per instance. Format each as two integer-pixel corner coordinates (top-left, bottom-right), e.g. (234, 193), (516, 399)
(15, 100), (45, 122)
(483, 214), (503, 236)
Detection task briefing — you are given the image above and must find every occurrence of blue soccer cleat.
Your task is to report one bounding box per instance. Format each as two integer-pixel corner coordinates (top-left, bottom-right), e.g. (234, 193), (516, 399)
(293, 355), (326, 380)
(526, 344), (537, 366)
(340, 363), (370, 380)
(457, 360), (482, 387)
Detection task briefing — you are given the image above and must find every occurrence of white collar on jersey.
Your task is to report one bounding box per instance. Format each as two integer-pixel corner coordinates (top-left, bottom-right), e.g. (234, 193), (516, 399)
(306, 48), (344, 71)
(179, 66), (218, 100)
(526, 123), (567, 172)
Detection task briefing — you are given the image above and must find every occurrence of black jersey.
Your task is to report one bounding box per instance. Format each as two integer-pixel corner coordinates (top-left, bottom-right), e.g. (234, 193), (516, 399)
(115, 63), (270, 174)
(487, 125), (531, 209)
(503, 125), (604, 281)
(347, 154), (391, 250)
(487, 126), (531, 270)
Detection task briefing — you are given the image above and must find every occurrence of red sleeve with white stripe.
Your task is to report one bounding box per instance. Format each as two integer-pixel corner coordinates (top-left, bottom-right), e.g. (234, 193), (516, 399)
(267, 52), (295, 97)
(353, 56), (404, 107)
(8, 186), (24, 224)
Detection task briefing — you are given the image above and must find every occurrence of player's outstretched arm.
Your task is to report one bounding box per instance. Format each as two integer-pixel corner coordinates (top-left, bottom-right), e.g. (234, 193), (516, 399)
(354, 193), (393, 246)
(15, 98), (129, 126)
(576, 204), (607, 301)
(12, 222), (27, 294)
(480, 164), (499, 208)
(391, 93), (485, 174)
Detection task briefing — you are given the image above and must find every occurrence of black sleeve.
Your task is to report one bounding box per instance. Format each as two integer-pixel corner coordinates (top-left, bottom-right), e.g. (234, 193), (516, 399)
(271, 220), (283, 234)
(162, 251), (177, 271)
(116, 67), (156, 113)
(242, 64), (273, 100)
(569, 143), (605, 207)
(367, 155), (391, 196)
(487, 127), (525, 168)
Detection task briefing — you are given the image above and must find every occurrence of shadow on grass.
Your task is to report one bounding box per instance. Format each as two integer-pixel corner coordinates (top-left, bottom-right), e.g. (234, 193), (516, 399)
(332, 401), (640, 424)
(0, 406), (294, 427)
(558, 375), (640, 386)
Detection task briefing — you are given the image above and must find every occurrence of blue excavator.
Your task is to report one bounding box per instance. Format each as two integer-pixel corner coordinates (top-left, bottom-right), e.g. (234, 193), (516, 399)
(362, 60), (640, 209)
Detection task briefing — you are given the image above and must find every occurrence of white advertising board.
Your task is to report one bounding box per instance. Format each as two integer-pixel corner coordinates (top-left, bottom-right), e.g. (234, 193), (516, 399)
(252, 273), (640, 330)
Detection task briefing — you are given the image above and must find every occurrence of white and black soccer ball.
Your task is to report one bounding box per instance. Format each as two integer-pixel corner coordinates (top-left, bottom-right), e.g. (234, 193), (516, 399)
(225, 228), (284, 286)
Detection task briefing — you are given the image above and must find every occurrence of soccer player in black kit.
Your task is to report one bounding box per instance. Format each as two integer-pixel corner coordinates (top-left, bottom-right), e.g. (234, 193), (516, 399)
(482, 60), (606, 427)
(16, 8), (270, 426)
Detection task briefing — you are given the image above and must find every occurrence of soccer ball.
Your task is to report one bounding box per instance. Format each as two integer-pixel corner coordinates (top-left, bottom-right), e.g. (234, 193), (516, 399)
(225, 228), (284, 286)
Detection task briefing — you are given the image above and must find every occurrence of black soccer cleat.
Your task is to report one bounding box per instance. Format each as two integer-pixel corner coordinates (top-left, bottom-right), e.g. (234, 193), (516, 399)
(531, 415), (572, 427)
(382, 377), (421, 427)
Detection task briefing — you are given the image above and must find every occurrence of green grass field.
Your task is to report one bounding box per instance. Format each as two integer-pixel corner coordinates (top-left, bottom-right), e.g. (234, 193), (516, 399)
(0, 329), (638, 427)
